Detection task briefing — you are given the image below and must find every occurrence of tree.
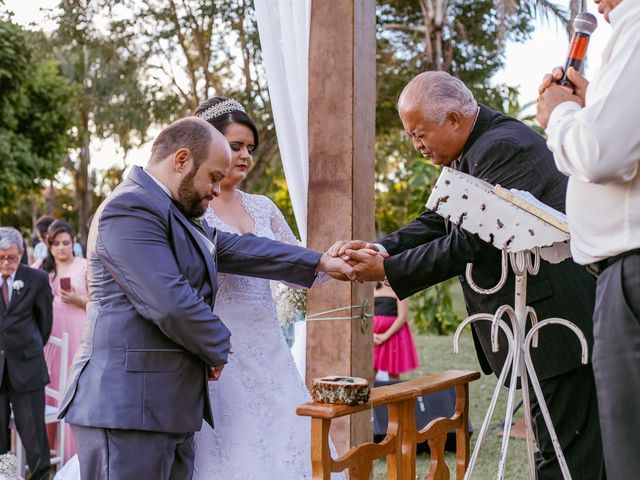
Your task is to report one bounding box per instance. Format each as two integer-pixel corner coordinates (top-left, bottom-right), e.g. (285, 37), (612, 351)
(49, 0), (177, 243)
(114, 0), (280, 193)
(0, 16), (75, 223)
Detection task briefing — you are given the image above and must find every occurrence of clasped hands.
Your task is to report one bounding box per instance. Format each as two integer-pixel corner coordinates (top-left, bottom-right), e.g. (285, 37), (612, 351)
(536, 65), (589, 129)
(319, 240), (388, 283)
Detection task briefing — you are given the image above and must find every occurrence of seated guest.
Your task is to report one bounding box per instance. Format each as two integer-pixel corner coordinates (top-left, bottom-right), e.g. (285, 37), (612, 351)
(36, 220), (88, 461)
(0, 227), (52, 480)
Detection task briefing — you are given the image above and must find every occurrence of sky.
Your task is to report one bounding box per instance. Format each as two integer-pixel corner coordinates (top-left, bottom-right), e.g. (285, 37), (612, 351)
(493, 1), (611, 104)
(3, 0), (613, 173)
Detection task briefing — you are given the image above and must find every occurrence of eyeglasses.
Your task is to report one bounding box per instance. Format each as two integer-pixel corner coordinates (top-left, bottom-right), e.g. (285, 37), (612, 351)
(0, 255), (19, 264)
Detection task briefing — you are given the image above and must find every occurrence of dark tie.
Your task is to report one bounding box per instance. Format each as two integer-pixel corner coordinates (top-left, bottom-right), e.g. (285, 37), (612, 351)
(1, 276), (9, 308)
(192, 217), (206, 233)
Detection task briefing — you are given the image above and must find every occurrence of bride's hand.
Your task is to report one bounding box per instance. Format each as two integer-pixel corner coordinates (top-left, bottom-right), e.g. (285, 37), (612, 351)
(326, 239), (378, 258)
(317, 253), (356, 281)
(208, 365), (225, 381)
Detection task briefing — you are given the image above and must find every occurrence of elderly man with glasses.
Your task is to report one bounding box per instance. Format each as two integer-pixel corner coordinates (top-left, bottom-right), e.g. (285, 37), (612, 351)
(0, 227), (53, 480)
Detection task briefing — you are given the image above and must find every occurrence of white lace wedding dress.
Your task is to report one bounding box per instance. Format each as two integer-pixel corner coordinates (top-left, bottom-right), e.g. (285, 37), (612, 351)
(193, 191), (342, 480)
(55, 191), (341, 480)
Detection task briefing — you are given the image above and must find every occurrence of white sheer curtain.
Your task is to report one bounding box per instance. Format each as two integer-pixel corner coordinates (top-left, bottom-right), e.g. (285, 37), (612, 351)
(254, 0), (310, 245)
(254, 0), (311, 380)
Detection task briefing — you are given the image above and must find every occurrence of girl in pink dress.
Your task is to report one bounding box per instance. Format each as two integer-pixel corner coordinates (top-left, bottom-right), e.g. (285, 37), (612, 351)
(37, 220), (88, 462)
(373, 282), (419, 380)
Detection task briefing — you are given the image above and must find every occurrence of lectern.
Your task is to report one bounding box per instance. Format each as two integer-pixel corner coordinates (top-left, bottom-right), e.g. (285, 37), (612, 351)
(426, 167), (588, 480)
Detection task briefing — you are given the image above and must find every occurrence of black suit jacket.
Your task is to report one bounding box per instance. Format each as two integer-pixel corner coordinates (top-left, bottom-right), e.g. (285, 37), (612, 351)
(0, 265), (53, 392)
(380, 105), (596, 382)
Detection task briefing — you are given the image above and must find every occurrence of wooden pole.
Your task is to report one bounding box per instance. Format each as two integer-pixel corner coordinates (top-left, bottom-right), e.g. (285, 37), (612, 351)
(306, 0), (376, 454)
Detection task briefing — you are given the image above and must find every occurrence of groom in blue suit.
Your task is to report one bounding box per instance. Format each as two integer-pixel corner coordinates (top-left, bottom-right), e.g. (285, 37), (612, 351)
(59, 117), (353, 479)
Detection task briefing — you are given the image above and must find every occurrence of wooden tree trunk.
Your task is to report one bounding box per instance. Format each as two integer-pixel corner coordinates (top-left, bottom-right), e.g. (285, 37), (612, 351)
(76, 114), (92, 246)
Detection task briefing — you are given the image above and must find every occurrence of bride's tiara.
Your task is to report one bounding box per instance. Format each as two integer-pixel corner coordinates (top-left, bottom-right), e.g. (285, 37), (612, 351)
(198, 99), (246, 121)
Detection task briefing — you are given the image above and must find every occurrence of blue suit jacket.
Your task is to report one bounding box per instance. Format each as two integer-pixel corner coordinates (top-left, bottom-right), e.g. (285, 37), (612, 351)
(60, 166), (321, 433)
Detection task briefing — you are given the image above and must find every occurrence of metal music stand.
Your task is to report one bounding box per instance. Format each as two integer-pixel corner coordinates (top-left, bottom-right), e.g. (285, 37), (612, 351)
(426, 167), (588, 480)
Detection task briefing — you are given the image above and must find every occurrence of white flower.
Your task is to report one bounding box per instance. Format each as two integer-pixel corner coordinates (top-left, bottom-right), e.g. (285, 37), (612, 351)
(274, 284), (307, 326)
(12, 280), (24, 292)
(0, 451), (17, 477)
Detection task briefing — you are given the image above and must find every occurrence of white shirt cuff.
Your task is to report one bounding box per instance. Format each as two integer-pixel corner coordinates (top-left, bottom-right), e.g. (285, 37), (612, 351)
(374, 243), (388, 255)
(546, 101), (582, 134)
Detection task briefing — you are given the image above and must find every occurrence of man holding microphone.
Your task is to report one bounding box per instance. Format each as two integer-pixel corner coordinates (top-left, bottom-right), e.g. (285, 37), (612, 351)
(537, 0), (640, 477)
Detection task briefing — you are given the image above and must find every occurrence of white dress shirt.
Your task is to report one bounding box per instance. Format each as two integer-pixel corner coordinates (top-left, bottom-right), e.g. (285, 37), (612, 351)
(0, 271), (16, 303)
(545, 0), (640, 265)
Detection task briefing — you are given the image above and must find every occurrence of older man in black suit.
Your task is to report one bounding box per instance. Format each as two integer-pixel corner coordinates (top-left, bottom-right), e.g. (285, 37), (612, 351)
(0, 227), (52, 480)
(329, 71), (604, 479)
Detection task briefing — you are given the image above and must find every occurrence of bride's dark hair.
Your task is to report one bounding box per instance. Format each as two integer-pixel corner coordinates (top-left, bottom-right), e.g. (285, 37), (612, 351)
(194, 97), (260, 151)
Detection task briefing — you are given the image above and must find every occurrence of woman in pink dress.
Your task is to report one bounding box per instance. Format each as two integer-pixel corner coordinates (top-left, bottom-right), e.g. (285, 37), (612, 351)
(36, 220), (88, 462)
(373, 281), (419, 380)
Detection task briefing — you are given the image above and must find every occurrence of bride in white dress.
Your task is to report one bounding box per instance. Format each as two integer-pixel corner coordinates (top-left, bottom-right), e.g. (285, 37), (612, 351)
(56, 98), (342, 480)
(191, 97), (342, 479)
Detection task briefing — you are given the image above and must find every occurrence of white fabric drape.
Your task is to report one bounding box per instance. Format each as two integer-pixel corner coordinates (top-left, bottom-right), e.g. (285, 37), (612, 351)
(254, 0), (310, 246)
(254, 0), (311, 380)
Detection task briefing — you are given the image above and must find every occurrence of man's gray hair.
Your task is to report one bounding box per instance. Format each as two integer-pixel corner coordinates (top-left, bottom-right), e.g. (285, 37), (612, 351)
(0, 227), (24, 252)
(398, 71), (477, 125)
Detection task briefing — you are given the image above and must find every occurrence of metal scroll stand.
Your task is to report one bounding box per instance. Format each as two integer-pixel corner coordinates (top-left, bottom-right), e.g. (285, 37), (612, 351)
(426, 167), (589, 480)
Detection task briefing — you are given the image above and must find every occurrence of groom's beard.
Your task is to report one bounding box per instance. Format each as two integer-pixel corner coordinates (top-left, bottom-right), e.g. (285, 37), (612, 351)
(177, 170), (208, 218)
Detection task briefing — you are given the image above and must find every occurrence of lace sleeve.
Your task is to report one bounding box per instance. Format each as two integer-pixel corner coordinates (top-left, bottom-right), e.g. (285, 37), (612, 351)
(266, 197), (330, 288)
(268, 198), (300, 246)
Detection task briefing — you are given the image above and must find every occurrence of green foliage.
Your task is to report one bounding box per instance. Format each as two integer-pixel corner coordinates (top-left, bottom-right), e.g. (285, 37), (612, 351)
(41, 0), (182, 241)
(410, 279), (462, 335)
(375, 0), (534, 135)
(113, 0), (280, 193)
(374, 332), (530, 478)
(244, 157), (300, 238)
(52, 0), (176, 151)
(375, 132), (439, 234)
(374, 134), (464, 335)
(506, 98), (545, 135)
(0, 17), (75, 217)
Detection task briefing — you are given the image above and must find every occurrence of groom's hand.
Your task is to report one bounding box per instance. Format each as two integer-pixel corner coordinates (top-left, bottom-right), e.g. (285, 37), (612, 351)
(326, 240), (378, 259)
(345, 248), (387, 282)
(317, 253), (357, 281)
(208, 365), (225, 381)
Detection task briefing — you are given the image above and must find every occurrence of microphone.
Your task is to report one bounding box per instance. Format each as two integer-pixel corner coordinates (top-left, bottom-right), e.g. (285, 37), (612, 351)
(560, 12), (598, 88)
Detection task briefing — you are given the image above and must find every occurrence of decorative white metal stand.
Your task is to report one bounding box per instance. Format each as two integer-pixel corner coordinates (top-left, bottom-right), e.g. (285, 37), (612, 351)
(426, 168), (589, 480)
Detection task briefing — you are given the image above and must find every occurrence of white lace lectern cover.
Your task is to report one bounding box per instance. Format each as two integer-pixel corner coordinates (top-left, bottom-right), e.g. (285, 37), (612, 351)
(426, 167), (571, 264)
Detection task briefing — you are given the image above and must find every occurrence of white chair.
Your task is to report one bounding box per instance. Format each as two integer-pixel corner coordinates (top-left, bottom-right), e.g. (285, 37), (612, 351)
(14, 333), (69, 475)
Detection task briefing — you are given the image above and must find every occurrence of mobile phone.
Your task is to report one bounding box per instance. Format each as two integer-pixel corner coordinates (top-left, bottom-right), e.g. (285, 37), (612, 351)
(60, 277), (71, 291)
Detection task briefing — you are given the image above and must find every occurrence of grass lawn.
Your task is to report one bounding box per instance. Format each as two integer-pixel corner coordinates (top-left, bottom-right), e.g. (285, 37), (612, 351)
(371, 281), (531, 480)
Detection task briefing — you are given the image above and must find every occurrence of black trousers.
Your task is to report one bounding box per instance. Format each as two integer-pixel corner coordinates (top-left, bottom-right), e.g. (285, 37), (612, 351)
(593, 252), (640, 480)
(72, 424), (195, 480)
(530, 364), (605, 479)
(0, 373), (50, 480)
